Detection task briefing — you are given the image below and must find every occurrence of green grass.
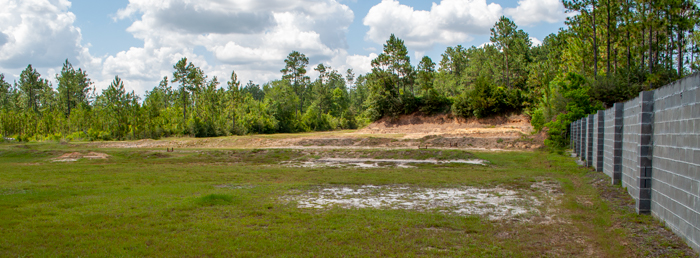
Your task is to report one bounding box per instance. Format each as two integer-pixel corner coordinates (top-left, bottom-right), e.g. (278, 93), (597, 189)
(0, 142), (695, 257)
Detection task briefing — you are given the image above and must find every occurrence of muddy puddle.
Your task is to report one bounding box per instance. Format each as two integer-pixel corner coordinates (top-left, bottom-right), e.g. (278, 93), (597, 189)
(286, 158), (488, 169)
(283, 183), (558, 220)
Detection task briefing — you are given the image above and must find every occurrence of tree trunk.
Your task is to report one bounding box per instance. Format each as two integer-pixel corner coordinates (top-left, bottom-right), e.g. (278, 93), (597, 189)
(592, 6), (598, 78)
(626, 0), (631, 71)
(182, 90), (187, 127)
(641, 26), (646, 69)
(678, 31), (684, 77)
(649, 13), (653, 89)
(606, 0), (611, 75)
(66, 88), (71, 118)
(614, 48), (618, 73)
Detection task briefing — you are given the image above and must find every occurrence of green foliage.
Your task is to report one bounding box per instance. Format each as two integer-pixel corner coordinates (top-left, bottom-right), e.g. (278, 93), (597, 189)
(301, 104), (331, 131)
(530, 109), (546, 132)
(56, 59), (92, 118)
(490, 16), (531, 90)
(588, 74), (641, 108)
(2, 0), (698, 142)
(66, 131), (86, 141)
(452, 76), (518, 118)
(543, 73), (604, 149)
(241, 81), (264, 101)
(419, 88), (451, 115)
(265, 80), (302, 133)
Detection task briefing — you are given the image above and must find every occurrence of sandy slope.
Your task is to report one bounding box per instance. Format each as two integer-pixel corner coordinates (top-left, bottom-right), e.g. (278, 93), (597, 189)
(90, 113), (544, 150)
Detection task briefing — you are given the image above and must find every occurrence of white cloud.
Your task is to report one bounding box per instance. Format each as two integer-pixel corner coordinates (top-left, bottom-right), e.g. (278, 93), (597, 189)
(530, 37), (542, 46)
(102, 0), (358, 95)
(0, 0), (565, 96)
(362, 0), (568, 54)
(363, 0), (503, 51)
(477, 41), (494, 48)
(344, 53), (378, 75)
(503, 0), (568, 26)
(0, 0), (97, 69)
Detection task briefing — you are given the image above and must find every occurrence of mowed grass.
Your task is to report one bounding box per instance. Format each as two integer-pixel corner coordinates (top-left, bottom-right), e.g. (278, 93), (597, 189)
(0, 143), (693, 257)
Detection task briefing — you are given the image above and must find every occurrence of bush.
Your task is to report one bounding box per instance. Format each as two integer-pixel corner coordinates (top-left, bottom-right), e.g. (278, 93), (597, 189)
(302, 105), (331, 131)
(589, 74), (640, 108)
(530, 109), (545, 132)
(419, 88), (451, 115)
(51, 133), (62, 142)
(66, 131), (87, 141)
(452, 76), (516, 118)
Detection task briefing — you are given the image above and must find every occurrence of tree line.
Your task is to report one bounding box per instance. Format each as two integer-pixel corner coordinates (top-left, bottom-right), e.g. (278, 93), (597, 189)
(1, 0), (698, 145)
(0, 56), (359, 141)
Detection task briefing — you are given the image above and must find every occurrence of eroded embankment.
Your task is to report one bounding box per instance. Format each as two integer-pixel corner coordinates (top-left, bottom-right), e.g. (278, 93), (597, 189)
(86, 114), (543, 151)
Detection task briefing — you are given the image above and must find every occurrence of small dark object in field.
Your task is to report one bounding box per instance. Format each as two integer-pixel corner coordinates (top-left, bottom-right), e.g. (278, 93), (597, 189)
(167, 148), (174, 152)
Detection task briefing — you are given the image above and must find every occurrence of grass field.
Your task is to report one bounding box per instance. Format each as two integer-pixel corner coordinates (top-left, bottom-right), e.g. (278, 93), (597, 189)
(0, 141), (696, 257)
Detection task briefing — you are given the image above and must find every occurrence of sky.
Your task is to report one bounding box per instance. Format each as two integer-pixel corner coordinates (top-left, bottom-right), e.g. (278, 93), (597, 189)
(0, 0), (570, 96)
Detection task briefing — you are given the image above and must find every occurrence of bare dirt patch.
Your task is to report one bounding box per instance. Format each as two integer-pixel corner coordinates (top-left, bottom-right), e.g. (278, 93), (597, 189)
(357, 113), (533, 138)
(53, 152), (109, 162)
(283, 182), (561, 221)
(86, 114), (543, 151)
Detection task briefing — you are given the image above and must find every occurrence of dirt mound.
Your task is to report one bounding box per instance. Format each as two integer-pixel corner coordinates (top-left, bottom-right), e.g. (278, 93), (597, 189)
(357, 113), (533, 139)
(57, 152), (83, 159)
(84, 152), (109, 159)
(54, 152), (110, 162)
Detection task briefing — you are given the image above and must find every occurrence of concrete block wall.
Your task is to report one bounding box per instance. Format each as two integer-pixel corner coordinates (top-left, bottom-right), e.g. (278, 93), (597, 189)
(569, 73), (700, 252)
(582, 118), (587, 162)
(587, 115), (595, 167)
(592, 113), (599, 169)
(603, 103), (623, 184)
(650, 75), (700, 252)
(622, 96), (642, 203)
(595, 111), (605, 172)
(572, 120), (577, 156)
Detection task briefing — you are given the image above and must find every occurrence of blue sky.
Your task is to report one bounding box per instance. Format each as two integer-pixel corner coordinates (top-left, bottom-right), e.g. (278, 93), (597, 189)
(0, 0), (569, 95)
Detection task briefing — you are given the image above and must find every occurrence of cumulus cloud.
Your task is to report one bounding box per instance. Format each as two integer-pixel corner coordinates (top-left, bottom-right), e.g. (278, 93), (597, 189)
(503, 0), (568, 26)
(0, 0), (569, 96)
(363, 0), (503, 51)
(103, 0), (356, 94)
(362, 0), (568, 54)
(345, 53), (378, 75)
(0, 0), (94, 69)
(154, 7), (275, 35)
(0, 32), (8, 47)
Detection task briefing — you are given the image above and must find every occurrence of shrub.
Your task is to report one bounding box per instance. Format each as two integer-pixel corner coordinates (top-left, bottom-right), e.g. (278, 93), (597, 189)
(66, 131), (87, 141)
(452, 76), (515, 118)
(530, 109), (545, 132)
(419, 88), (451, 115)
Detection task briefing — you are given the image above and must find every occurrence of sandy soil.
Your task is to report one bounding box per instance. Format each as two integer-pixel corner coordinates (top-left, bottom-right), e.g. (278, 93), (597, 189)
(282, 181), (560, 221)
(356, 113), (533, 138)
(53, 152), (109, 162)
(88, 113), (544, 150)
